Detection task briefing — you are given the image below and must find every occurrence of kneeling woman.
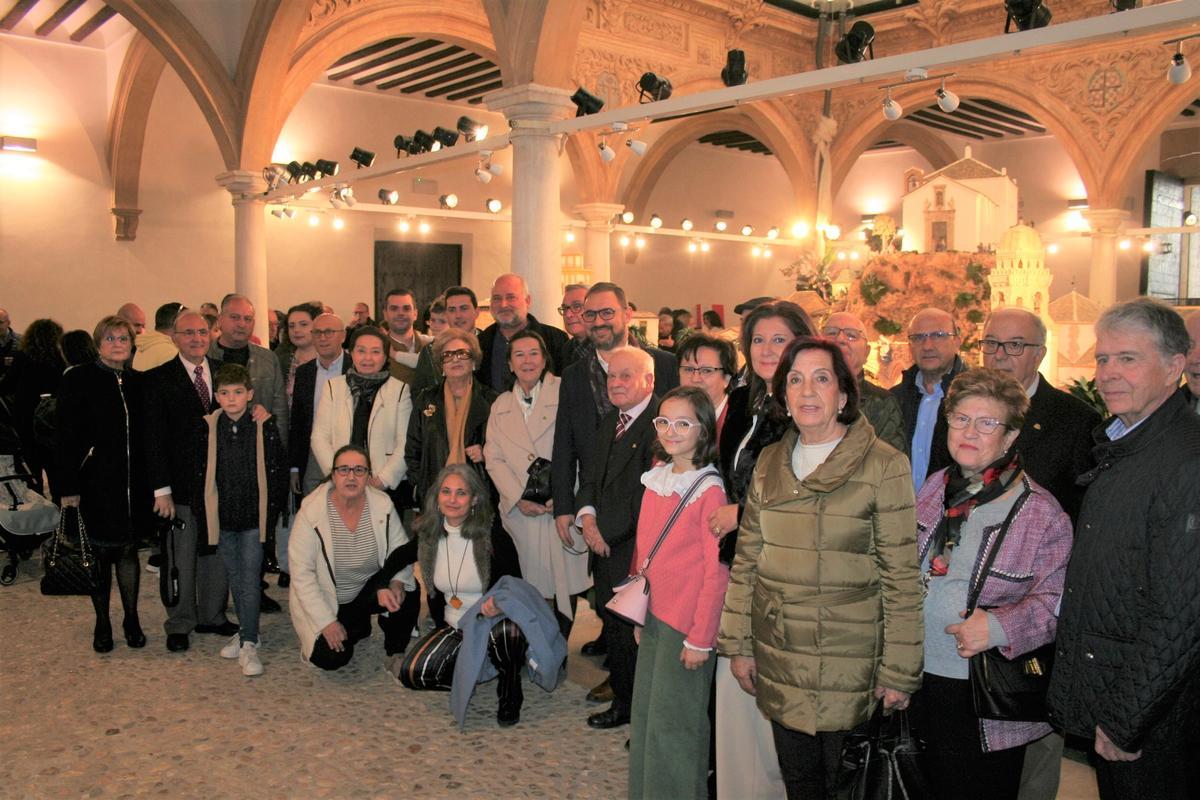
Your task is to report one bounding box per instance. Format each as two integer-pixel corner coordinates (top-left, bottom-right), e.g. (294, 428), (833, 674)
(397, 464), (528, 726)
(288, 445), (416, 670)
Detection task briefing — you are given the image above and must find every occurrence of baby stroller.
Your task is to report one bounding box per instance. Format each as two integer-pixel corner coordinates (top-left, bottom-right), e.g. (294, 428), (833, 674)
(0, 397), (59, 584)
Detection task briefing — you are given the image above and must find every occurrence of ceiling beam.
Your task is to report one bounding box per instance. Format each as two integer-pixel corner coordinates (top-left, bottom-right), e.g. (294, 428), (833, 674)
(329, 38), (410, 69)
(0, 0), (38, 30)
(70, 5), (117, 42)
(328, 39), (437, 81)
(35, 0), (85, 36)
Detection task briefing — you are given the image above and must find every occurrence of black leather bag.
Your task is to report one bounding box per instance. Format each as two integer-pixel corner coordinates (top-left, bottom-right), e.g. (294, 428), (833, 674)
(520, 457), (552, 505)
(40, 507), (100, 596)
(837, 707), (930, 800)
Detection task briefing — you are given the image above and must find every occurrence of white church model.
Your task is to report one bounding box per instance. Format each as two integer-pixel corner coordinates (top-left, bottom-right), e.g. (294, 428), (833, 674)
(900, 146), (1019, 253)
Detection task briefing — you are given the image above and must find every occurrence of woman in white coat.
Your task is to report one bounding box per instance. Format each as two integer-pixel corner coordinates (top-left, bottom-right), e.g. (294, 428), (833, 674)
(287, 444), (416, 669)
(483, 329), (590, 636)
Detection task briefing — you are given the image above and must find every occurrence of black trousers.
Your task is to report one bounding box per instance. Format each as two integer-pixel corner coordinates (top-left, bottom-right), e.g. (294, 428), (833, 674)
(399, 619), (527, 712)
(593, 566), (637, 713)
(309, 579), (420, 670)
(770, 721), (848, 800)
(1092, 710), (1200, 800)
(909, 672), (1026, 800)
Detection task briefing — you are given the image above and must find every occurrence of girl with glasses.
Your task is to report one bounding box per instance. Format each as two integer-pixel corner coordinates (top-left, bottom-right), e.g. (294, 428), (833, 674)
(628, 386), (729, 799)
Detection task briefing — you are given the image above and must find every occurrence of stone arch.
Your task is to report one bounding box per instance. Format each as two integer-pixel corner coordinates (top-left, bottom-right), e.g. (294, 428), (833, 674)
(235, 0), (312, 169)
(873, 120), (957, 173)
(106, 33), (165, 239)
(831, 77), (1101, 206)
(482, 0), (586, 88)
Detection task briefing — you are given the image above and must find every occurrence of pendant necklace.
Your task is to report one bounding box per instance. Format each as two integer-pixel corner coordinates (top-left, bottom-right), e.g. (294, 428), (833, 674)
(443, 534), (470, 609)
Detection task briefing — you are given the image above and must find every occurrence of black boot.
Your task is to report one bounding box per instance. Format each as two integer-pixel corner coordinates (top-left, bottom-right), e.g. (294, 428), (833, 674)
(489, 619), (527, 727)
(93, 617), (114, 653)
(496, 667), (524, 727)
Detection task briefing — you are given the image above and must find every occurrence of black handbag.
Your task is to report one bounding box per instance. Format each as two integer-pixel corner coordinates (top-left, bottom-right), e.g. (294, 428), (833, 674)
(964, 486), (1054, 722)
(838, 706), (930, 800)
(519, 457), (552, 505)
(40, 506), (101, 596)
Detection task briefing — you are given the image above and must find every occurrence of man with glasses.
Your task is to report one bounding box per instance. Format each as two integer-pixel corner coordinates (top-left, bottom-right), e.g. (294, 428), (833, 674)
(479, 273), (569, 391)
(558, 283), (590, 370)
(822, 311), (906, 454)
(891, 308), (964, 491)
(382, 288), (431, 386)
(289, 313), (349, 496)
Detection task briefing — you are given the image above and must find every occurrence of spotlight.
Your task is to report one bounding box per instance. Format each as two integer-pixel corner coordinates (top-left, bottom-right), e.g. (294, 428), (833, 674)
(936, 81), (960, 113)
(882, 89), (903, 121)
(393, 135), (415, 157)
(825, 224), (842, 240)
(378, 189), (399, 205)
(1005, 0), (1052, 33)
(763, 248), (772, 259)
(636, 72), (672, 103)
(475, 168), (493, 183)
(619, 235), (631, 248)
(1110, 0), (1137, 8)
(722, 49), (748, 87)
(741, 225), (753, 236)
(283, 207), (296, 219)
(791, 221), (809, 238)
(398, 219), (411, 233)
(751, 246), (762, 257)
(621, 211), (635, 224)
(439, 194), (459, 210)
(270, 208), (286, 219)
(635, 237), (646, 249)
(308, 213), (320, 227)
(487, 162), (504, 176)
(432, 126), (459, 150)
(263, 164), (288, 189)
(349, 147), (375, 169)
(715, 220), (728, 232)
(626, 139), (648, 156)
(286, 161), (305, 183)
(650, 214), (663, 229)
(1168, 43), (1192, 85)
(688, 241), (698, 253)
(330, 187), (355, 209)
(1118, 238), (1131, 250)
(332, 217), (345, 230)
(571, 87), (605, 117)
(1184, 211), (1198, 226)
(565, 230), (576, 243)
(700, 240), (710, 252)
(1142, 240), (1156, 254)
(456, 116), (488, 142)
(681, 219), (694, 231)
(599, 142), (616, 163)
(314, 159), (339, 178)
(766, 226), (779, 240)
(301, 162), (318, 181)
(486, 198), (502, 213)
(835, 20), (875, 64)
(412, 130), (439, 153)
(418, 220), (431, 234)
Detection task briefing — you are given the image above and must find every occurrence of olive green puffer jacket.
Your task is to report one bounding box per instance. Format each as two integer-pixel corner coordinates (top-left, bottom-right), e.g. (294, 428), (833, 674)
(717, 415), (923, 735)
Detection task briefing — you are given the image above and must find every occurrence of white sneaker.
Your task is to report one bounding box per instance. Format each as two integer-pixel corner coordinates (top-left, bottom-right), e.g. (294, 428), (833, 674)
(220, 634), (240, 659)
(239, 642), (263, 676)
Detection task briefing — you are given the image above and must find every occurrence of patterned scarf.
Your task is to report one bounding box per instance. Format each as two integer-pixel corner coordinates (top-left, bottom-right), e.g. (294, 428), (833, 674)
(587, 349), (616, 420)
(346, 369), (388, 448)
(928, 446), (1023, 577)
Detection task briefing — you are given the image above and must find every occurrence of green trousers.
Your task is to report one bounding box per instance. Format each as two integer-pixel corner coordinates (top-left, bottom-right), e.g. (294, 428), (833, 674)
(628, 613), (716, 800)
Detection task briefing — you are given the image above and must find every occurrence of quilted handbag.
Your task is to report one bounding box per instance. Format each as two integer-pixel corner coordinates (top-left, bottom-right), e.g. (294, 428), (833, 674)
(40, 506), (101, 596)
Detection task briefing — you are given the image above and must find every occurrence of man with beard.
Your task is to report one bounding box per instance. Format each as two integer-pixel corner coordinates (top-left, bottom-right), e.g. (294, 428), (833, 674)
(479, 273), (569, 390)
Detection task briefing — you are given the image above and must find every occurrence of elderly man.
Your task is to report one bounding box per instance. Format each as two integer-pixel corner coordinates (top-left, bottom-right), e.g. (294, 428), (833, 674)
(381, 288), (431, 385)
(0, 307), (19, 379)
(1047, 299), (1200, 800)
(574, 346), (659, 730)
(288, 313), (349, 496)
(133, 302), (182, 371)
(890, 308), (964, 491)
(479, 273), (569, 390)
(1183, 312), (1200, 413)
(821, 311), (906, 453)
(558, 283), (590, 370)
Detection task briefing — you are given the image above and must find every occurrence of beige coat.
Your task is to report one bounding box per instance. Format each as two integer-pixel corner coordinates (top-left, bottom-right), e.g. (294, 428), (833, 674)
(310, 375), (412, 490)
(718, 416), (924, 734)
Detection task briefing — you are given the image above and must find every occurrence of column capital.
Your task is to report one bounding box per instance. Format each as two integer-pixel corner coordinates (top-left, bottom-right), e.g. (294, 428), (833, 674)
(573, 202), (625, 227)
(1082, 207), (1130, 235)
(216, 170), (267, 201)
(485, 83), (574, 124)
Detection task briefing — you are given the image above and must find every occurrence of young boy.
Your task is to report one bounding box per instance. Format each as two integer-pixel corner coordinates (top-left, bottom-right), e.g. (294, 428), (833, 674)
(195, 364), (287, 675)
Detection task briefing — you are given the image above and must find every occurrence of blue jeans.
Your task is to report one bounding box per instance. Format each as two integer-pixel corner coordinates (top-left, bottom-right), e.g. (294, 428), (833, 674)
(218, 529), (262, 645)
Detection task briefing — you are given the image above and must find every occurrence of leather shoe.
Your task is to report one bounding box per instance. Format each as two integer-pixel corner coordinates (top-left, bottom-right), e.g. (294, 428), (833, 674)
(260, 591), (282, 614)
(277, 571), (290, 588)
(123, 622), (147, 649)
(587, 706), (630, 729)
(497, 704), (521, 727)
(581, 637), (607, 657)
(194, 620), (239, 636)
(166, 633), (189, 652)
(93, 622), (114, 654)
(586, 677), (614, 703)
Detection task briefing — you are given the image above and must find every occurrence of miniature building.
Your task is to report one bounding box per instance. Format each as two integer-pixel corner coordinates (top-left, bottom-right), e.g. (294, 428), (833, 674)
(901, 146), (1019, 253)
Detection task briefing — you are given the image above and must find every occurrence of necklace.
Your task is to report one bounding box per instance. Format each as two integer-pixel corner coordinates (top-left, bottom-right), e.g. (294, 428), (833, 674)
(441, 533), (470, 609)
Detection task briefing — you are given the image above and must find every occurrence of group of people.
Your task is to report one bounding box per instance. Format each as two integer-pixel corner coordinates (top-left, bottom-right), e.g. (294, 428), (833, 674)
(2, 277), (1198, 800)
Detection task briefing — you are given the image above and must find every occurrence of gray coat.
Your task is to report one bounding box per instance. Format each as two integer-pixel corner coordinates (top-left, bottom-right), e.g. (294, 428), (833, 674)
(209, 340), (289, 448)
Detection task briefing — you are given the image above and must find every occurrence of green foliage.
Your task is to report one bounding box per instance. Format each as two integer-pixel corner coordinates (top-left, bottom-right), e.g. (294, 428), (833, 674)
(1067, 378), (1108, 418)
(965, 261), (987, 285)
(966, 309), (985, 324)
(860, 273), (890, 306)
(874, 318), (902, 336)
(954, 291), (977, 308)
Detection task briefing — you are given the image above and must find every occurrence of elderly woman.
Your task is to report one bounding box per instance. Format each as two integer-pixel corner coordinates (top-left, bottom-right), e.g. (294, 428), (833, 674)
(718, 337), (923, 800)
(910, 368), (1071, 800)
(484, 329), (589, 637)
(405, 328), (497, 507)
(287, 444), (415, 669)
(56, 316), (152, 652)
(707, 300), (811, 799)
(676, 332), (737, 442)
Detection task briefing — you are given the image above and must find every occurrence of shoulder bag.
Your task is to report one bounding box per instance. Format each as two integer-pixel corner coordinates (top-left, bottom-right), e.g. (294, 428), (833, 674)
(40, 506), (100, 596)
(520, 457), (553, 505)
(605, 472), (710, 627)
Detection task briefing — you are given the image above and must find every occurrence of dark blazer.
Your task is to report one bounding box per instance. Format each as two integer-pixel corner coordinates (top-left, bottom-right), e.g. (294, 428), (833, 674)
(144, 357), (221, 507)
(550, 346), (679, 518)
(1015, 373), (1100, 523)
(478, 314), (571, 391)
(890, 356), (965, 481)
(574, 402), (658, 598)
(404, 379), (498, 506)
(287, 353), (350, 473)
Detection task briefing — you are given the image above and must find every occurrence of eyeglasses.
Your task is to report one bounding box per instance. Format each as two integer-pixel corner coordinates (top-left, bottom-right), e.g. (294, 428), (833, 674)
(441, 348), (473, 363)
(980, 338), (1043, 356)
(946, 412), (1010, 435)
(652, 416), (698, 434)
(908, 331), (956, 344)
(333, 465), (370, 477)
(102, 334), (132, 344)
(821, 326), (864, 342)
(581, 308), (619, 322)
(557, 302), (585, 317)
(312, 328), (342, 338)
(681, 366), (724, 379)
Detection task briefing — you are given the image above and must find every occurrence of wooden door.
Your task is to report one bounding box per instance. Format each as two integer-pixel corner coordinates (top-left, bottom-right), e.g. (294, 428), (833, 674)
(373, 241), (462, 320)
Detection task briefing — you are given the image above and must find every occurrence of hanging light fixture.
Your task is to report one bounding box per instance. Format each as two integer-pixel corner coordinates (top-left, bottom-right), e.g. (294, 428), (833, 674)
(308, 213), (320, 227)
(936, 80), (960, 113)
(349, 147), (375, 169)
(565, 230), (576, 243)
(486, 198), (503, 213)
(825, 224), (842, 240)
(599, 142), (616, 163)
(270, 208), (286, 219)
(882, 88), (903, 121)
(378, 189), (399, 205)
(688, 241), (698, 253)
(283, 207), (296, 219)
(626, 139), (648, 156)
(456, 116), (488, 142)
(1167, 38), (1194, 84)
(475, 167), (493, 184)
(751, 246), (762, 258)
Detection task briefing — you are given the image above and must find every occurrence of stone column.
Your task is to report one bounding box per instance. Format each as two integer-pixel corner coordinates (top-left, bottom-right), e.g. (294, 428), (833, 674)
(216, 170), (270, 343)
(487, 85), (575, 323)
(1082, 208), (1129, 308)
(573, 202), (624, 284)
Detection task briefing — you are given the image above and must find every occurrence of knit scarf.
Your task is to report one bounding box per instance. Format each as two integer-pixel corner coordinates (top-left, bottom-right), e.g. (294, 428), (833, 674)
(928, 446), (1023, 577)
(347, 369), (388, 448)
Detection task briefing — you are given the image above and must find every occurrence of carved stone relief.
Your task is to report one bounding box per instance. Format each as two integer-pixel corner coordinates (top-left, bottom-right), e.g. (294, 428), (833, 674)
(573, 49), (677, 108)
(901, 0), (958, 47)
(622, 10), (688, 51)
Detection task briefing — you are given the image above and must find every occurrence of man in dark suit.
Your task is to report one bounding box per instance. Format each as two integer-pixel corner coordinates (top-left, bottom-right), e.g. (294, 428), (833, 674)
(479, 273), (569, 390)
(574, 346), (658, 729)
(409, 286), (484, 396)
(144, 310), (235, 652)
(288, 313), (349, 496)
